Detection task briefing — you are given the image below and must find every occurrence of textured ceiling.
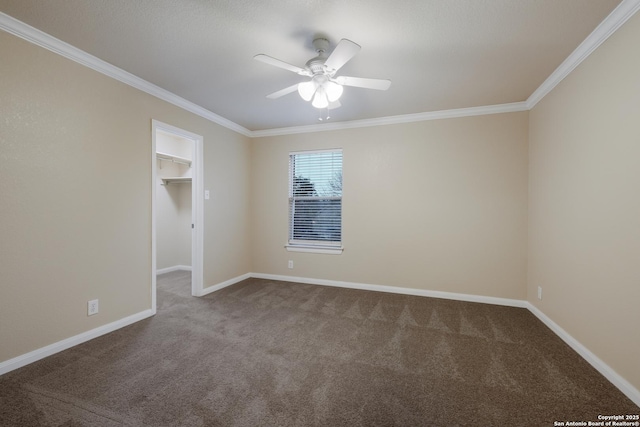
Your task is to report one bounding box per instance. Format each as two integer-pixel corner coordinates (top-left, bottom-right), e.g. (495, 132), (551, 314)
(0, 0), (622, 131)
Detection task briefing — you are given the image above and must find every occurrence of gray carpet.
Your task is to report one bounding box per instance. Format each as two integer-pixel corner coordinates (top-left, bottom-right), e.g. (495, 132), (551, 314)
(1, 271), (637, 426)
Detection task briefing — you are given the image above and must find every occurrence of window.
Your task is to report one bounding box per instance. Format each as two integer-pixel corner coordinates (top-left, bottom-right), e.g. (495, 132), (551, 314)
(287, 149), (343, 254)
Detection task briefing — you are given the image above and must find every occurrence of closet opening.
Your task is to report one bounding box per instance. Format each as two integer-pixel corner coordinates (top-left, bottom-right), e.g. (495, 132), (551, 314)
(151, 120), (204, 313)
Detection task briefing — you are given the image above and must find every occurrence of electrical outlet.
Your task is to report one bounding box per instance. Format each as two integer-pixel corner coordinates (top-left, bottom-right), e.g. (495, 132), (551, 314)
(537, 286), (542, 300)
(288, 260), (293, 269)
(88, 299), (99, 316)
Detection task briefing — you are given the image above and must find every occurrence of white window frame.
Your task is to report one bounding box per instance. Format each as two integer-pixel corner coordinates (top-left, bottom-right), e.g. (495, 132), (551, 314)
(286, 149), (343, 255)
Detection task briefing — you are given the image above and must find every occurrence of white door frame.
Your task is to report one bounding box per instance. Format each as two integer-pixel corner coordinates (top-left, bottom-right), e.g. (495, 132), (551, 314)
(151, 119), (204, 312)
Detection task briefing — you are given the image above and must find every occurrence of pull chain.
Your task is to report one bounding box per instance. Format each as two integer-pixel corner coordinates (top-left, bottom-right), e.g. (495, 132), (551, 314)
(318, 108), (330, 121)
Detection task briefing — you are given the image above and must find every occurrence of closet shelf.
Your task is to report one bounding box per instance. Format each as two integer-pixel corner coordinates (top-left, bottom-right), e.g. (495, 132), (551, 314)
(161, 177), (192, 185)
(156, 151), (192, 167)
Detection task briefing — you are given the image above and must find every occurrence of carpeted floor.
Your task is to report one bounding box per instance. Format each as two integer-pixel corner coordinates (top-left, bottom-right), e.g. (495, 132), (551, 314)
(1, 271), (638, 426)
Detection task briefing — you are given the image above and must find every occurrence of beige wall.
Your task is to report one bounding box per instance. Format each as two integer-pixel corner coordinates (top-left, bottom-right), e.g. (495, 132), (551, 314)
(0, 31), (251, 363)
(156, 157), (192, 270)
(156, 133), (192, 270)
(157, 131), (193, 159)
(251, 113), (529, 299)
(528, 12), (640, 391)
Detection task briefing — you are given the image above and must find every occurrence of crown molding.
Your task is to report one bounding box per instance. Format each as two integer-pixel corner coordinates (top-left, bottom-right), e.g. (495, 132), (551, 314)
(526, 0), (640, 109)
(0, 12), (252, 137)
(250, 102), (529, 137)
(3, 1), (639, 138)
(3, 11), (521, 139)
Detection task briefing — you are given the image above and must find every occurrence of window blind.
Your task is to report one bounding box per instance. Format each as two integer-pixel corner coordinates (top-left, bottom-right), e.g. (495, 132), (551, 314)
(289, 150), (343, 246)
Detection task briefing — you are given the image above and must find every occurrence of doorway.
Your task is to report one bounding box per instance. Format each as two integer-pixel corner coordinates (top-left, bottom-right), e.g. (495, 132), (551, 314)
(151, 120), (204, 313)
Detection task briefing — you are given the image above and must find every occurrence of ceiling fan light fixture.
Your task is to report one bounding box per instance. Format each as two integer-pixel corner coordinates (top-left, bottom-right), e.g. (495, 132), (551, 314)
(324, 80), (343, 102)
(297, 80), (317, 101)
(311, 87), (329, 109)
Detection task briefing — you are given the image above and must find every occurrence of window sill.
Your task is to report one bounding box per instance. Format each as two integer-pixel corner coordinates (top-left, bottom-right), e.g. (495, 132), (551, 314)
(285, 244), (344, 255)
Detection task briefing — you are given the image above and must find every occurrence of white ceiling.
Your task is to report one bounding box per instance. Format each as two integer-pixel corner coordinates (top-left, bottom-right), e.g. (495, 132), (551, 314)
(0, 0), (623, 132)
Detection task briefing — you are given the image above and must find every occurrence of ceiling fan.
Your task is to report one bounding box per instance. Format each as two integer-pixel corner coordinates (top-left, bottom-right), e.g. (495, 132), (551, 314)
(254, 38), (391, 110)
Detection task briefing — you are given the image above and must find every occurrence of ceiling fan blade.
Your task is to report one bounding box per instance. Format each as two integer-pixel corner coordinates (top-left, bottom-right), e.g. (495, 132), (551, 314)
(254, 54), (309, 75)
(324, 39), (361, 73)
(266, 84), (299, 99)
(335, 76), (391, 90)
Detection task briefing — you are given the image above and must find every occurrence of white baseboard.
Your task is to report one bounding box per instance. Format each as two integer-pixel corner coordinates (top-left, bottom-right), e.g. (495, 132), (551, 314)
(3, 271), (638, 408)
(0, 272), (248, 376)
(198, 272), (251, 297)
(250, 273), (527, 308)
(527, 303), (640, 407)
(156, 265), (192, 275)
(0, 309), (154, 376)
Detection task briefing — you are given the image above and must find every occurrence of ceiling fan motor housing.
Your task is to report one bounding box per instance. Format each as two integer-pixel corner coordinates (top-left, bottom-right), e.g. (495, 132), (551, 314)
(306, 38), (332, 75)
(306, 58), (327, 75)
